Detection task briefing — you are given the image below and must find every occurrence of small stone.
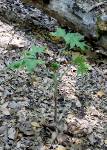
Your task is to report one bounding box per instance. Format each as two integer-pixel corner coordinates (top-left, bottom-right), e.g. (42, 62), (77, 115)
(1, 108), (10, 116)
(8, 127), (16, 140)
(8, 101), (18, 109)
(18, 121), (34, 136)
(98, 36), (107, 50)
(0, 126), (6, 135)
(104, 69), (107, 75)
(88, 133), (96, 145)
(76, 100), (81, 108)
(17, 108), (28, 122)
(5, 144), (10, 150)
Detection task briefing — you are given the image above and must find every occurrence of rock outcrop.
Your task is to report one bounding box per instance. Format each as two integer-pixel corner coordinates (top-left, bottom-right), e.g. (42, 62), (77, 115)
(0, 0), (107, 54)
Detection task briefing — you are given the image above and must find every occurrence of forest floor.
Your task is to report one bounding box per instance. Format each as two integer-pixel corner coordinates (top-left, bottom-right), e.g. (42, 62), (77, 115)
(0, 18), (107, 150)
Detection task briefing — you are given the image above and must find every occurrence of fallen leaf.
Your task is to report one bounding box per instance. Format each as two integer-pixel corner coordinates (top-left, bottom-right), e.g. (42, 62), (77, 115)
(65, 113), (75, 123)
(1, 107), (10, 115)
(96, 90), (105, 98)
(50, 34), (62, 43)
(31, 122), (40, 128)
(72, 51), (81, 58)
(1, 102), (9, 108)
(104, 139), (107, 144)
(72, 137), (82, 144)
(55, 145), (66, 150)
(45, 47), (54, 56)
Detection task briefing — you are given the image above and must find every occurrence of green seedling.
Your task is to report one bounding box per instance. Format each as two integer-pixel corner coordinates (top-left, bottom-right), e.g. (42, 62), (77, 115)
(51, 28), (88, 51)
(9, 28), (91, 126)
(51, 27), (91, 75)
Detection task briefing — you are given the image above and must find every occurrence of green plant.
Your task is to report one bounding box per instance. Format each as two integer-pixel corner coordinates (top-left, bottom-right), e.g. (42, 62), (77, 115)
(51, 27), (91, 75)
(9, 45), (45, 72)
(51, 28), (88, 51)
(50, 28), (91, 123)
(9, 28), (91, 125)
(73, 55), (91, 75)
(50, 62), (60, 123)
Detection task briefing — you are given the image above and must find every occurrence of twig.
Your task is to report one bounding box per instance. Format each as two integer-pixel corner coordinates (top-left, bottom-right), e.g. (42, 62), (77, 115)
(53, 72), (58, 123)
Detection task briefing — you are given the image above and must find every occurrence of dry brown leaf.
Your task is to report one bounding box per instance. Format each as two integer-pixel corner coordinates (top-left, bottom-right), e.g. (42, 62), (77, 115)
(96, 90), (105, 98)
(50, 35), (62, 43)
(72, 138), (82, 144)
(72, 51), (81, 58)
(45, 47), (54, 56)
(65, 113), (75, 123)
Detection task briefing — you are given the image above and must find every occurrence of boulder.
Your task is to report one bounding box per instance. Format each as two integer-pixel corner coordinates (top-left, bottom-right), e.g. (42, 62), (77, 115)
(0, 0), (107, 54)
(22, 0), (107, 54)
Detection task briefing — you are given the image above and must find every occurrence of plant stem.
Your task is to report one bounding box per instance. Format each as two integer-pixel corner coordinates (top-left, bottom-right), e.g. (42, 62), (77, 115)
(59, 64), (71, 80)
(53, 72), (58, 124)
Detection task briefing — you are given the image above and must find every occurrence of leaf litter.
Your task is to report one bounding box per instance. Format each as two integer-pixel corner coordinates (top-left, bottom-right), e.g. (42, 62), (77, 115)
(0, 18), (107, 150)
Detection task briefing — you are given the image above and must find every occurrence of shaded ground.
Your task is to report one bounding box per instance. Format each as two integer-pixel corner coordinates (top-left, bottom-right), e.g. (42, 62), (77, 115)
(0, 18), (107, 150)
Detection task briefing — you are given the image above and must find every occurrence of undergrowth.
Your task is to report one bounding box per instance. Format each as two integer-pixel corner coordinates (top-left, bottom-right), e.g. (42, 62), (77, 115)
(8, 28), (91, 124)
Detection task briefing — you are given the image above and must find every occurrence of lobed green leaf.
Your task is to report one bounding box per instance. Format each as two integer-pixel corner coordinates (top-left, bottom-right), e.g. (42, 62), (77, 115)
(9, 45), (45, 73)
(51, 28), (66, 37)
(51, 28), (88, 51)
(73, 55), (91, 75)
